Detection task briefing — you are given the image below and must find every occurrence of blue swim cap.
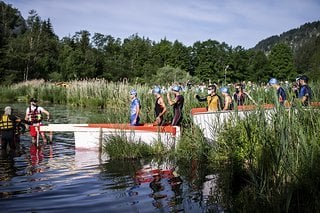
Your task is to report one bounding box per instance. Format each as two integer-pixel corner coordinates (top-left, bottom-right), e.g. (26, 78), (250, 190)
(171, 85), (181, 92)
(130, 89), (137, 95)
(269, 78), (278, 85)
(152, 86), (161, 94)
(299, 75), (308, 81)
(220, 87), (229, 93)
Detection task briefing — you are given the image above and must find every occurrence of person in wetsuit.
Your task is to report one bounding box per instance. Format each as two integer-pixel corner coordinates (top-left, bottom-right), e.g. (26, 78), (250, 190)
(232, 83), (256, 106)
(268, 78), (287, 106)
(220, 87), (233, 110)
(195, 84), (222, 112)
(297, 75), (312, 106)
(166, 85), (184, 126)
(152, 86), (167, 125)
(129, 89), (141, 126)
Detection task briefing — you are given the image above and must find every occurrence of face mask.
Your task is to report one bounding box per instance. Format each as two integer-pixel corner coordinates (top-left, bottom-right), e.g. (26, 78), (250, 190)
(207, 90), (212, 95)
(32, 103), (37, 106)
(235, 89), (240, 93)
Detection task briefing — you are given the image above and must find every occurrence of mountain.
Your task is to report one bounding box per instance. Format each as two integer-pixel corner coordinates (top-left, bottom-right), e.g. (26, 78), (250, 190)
(253, 21), (320, 53)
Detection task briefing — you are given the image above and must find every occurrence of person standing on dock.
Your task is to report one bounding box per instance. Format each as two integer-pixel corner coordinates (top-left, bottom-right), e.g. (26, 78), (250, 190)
(268, 78), (287, 106)
(152, 86), (167, 126)
(195, 84), (222, 112)
(220, 87), (233, 110)
(130, 89), (141, 126)
(0, 106), (21, 151)
(232, 83), (256, 106)
(25, 98), (50, 144)
(297, 75), (312, 106)
(167, 85), (184, 126)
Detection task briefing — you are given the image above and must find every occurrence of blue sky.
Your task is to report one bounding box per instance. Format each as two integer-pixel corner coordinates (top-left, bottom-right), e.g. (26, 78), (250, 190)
(5, 0), (320, 48)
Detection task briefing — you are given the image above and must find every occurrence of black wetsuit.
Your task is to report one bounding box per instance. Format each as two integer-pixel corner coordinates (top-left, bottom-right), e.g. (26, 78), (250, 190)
(172, 95), (184, 126)
(154, 97), (164, 125)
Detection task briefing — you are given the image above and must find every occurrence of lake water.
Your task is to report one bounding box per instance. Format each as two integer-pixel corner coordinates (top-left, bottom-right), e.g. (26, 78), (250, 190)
(0, 103), (226, 212)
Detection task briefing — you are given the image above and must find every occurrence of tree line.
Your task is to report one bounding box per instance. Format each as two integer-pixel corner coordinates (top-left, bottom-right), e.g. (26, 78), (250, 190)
(1, 1), (318, 86)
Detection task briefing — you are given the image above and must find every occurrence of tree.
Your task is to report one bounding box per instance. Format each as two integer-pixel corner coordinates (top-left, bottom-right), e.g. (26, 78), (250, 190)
(191, 40), (231, 83)
(268, 43), (296, 81)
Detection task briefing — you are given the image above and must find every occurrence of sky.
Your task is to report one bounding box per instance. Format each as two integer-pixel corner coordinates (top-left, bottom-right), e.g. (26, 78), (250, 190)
(4, 0), (320, 49)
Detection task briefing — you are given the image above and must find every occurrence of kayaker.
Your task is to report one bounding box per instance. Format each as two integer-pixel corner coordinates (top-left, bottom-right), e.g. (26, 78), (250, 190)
(268, 78), (287, 106)
(152, 86), (167, 125)
(130, 89), (141, 126)
(167, 85), (184, 126)
(0, 106), (21, 151)
(195, 84), (222, 112)
(25, 98), (50, 144)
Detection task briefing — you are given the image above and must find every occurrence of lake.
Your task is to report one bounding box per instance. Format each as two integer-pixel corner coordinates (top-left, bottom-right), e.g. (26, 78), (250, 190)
(0, 103), (226, 212)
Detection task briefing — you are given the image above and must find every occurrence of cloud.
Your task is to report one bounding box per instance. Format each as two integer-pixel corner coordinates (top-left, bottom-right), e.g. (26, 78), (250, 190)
(6, 0), (320, 48)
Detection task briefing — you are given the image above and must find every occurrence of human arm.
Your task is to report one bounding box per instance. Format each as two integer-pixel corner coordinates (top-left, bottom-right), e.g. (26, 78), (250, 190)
(25, 108), (29, 121)
(167, 93), (175, 106)
(194, 94), (207, 102)
(41, 107), (50, 121)
(156, 97), (167, 122)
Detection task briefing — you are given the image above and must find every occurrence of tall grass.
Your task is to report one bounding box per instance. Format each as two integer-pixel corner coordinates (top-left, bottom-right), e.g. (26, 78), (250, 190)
(208, 105), (320, 211)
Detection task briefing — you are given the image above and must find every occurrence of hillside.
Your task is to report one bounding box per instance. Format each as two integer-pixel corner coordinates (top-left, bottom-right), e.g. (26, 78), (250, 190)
(253, 21), (320, 53)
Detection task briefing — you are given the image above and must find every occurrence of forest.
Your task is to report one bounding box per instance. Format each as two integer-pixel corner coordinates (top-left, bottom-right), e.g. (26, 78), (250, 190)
(1, 1), (319, 86)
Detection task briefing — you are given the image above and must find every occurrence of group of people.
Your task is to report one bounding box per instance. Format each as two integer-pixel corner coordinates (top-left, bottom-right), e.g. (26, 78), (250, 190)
(0, 98), (50, 152)
(194, 75), (312, 111)
(129, 75), (313, 128)
(194, 83), (256, 111)
(268, 75), (312, 106)
(129, 85), (184, 127)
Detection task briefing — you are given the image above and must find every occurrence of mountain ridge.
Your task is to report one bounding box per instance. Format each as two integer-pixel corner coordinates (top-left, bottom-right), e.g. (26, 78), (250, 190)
(253, 20), (320, 53)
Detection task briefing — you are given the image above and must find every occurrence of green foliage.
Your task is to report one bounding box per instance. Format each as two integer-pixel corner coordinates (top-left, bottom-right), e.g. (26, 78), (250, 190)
(268, 43), (297, 80)
(209, 106), (320, 211)
(1, 2), (320, 85)
(103, 135), (156, 159)
(148, 65), (199, 86)
(175, 126), (209, 161)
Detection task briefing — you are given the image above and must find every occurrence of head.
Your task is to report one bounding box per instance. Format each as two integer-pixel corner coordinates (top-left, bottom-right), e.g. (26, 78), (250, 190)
(171, 85), (181, 94)
(268, 78), (278, 86)
(152, 87), (161, 96)
(4, 106), (12, 115)
(220, 87), (229, 95)
(30, 98), (38, 106)
(234, 84), (243, 94)
(299, 75), (308, 85)
(207, 84), (217, 95)
(130, 89), (137, 98)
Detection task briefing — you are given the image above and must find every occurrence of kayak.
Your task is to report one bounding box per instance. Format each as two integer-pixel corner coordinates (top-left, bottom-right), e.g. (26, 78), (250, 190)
(40, 123), (180, 151)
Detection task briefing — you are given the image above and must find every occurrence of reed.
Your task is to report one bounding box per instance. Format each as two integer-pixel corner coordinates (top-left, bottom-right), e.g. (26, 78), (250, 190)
(103, 135), (168, 159)
(209, 105), (320, 211)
